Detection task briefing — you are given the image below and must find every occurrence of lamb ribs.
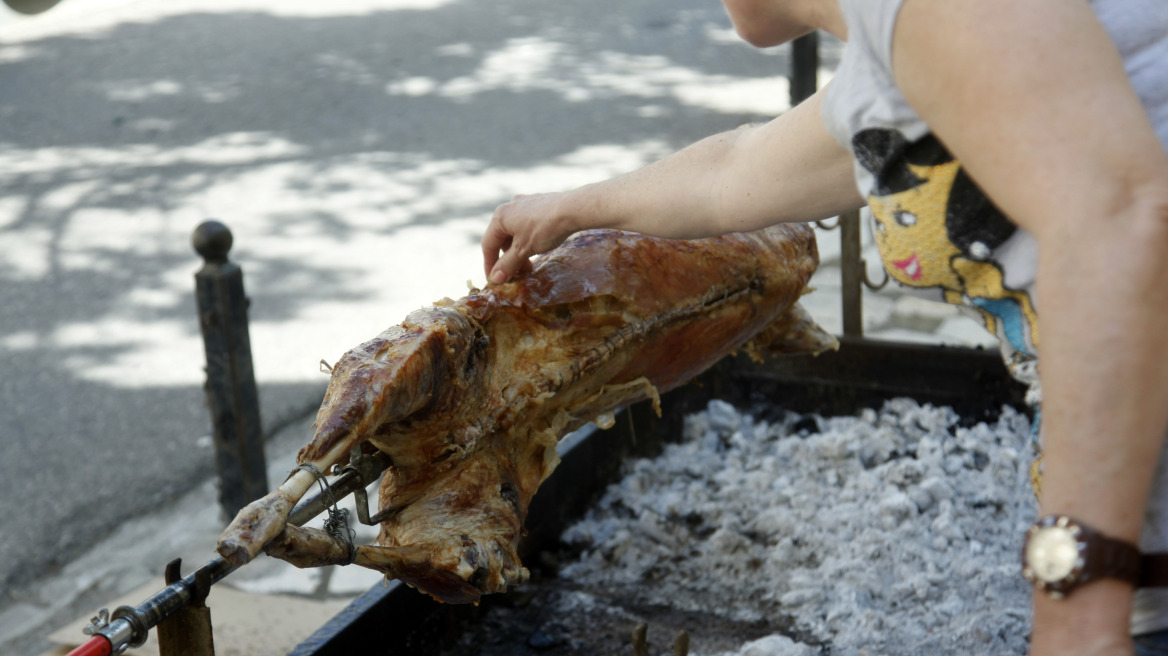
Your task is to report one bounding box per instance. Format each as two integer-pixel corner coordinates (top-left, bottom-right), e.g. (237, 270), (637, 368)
(217, 224), (834, 603)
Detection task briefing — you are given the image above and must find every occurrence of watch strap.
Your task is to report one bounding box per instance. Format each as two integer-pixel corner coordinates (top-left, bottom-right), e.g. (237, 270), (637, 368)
(1081, 527), (1141, 586)
(1141, 553), (1168, 587)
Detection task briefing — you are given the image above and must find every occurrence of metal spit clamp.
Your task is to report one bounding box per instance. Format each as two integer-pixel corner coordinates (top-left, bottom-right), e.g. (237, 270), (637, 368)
(109, 606), (150, 650)
(340, 445), (394, 526)
(82, 609), (109, 636)
(81, 606), (142, 654)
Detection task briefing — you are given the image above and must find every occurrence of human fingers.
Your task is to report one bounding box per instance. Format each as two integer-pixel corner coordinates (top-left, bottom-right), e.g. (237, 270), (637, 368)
(489, 240), (534, 285)
(481, 208), (514, 281)
(483, 197), (543, 284)
(483, 193), (572, 284)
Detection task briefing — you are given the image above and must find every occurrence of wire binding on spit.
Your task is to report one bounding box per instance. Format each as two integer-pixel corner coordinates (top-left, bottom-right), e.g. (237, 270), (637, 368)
(291, 463), (357, 565)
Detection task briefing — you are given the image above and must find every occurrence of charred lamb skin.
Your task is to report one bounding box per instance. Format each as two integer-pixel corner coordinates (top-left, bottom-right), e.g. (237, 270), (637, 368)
(218, 225), (835, 603)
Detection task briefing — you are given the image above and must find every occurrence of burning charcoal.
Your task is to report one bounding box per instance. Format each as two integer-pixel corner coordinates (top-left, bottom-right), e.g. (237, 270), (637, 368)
(527, 628), (563, 651)
(558, 400), (1034, 654)
(706, 400), (742, 436)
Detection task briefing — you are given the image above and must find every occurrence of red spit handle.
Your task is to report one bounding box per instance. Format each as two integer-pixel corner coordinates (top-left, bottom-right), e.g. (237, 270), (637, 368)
(64, 635), (112, 656)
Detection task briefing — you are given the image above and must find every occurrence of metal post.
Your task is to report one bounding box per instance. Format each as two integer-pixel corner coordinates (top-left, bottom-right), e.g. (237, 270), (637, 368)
(192, 220), (268, 519)
(156, 560), (215, 656)
(839, 210), (864, 337)
(790, 31), (819, 106)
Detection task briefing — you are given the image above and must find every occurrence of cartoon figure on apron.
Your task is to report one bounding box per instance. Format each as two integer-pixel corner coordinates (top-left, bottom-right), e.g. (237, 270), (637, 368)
(853, 129), (1040, 359)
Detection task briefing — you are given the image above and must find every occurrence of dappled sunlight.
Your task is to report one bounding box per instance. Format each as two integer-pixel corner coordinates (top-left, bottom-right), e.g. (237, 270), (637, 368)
(0, 329), (39, 351)
(1, 0), (455, 43)
(0, 196), (25, 229)
(99, 75), (245, 106)
(0, 131), (673, 387)
(0, 43), (42, 63)
(103, 78), (183, 102)
(388, 36), (797, 115)
(57, 206), (173, 265)
(0, 220), (52, 277)
(704, 24), (747, 45)
(190, 0), (455, 16)
(0, 132), (306, 175)
(51, 318), (199, 382)
(313, 52), (380, 87)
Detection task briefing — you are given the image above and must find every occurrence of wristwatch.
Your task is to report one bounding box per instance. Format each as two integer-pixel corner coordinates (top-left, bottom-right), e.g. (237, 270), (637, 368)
(1021, 514), (1141, 599)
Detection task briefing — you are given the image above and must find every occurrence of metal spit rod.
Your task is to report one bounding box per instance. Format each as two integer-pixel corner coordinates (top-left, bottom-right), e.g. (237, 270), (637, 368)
(67, 451), (390, 656)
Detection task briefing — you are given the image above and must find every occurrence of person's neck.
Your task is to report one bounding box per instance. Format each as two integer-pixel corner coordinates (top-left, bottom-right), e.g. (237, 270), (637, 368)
(800, 0), (847, 41)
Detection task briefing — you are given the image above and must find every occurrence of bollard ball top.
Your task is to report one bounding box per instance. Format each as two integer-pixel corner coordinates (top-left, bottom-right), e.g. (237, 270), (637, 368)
(193, 220), (233, 262)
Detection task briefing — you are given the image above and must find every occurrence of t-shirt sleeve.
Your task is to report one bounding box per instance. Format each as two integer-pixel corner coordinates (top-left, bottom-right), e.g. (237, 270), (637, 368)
(838, 0), (906, 74)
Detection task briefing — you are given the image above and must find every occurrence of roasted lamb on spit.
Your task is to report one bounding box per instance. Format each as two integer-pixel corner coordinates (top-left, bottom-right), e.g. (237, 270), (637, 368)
(216, 224), (835, 603)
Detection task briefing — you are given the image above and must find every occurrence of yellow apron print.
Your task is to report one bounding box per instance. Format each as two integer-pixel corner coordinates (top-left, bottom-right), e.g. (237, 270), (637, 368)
(853, 129), (1039, 357)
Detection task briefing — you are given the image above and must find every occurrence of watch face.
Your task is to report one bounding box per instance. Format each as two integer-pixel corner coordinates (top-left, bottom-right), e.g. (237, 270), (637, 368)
(1026, 526), (1081, 582)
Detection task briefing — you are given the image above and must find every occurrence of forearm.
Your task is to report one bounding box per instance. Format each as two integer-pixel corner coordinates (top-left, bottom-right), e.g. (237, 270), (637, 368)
(483, 88), (862, 282)
(1030, 190), (1168, 652)
(564, 89), (861, 239)
(1038, 193), (1168, 547)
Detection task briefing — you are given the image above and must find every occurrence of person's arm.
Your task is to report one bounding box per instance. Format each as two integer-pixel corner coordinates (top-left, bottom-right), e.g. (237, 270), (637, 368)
(481, 88), (864, 284)
(892, 1), (1168, 653)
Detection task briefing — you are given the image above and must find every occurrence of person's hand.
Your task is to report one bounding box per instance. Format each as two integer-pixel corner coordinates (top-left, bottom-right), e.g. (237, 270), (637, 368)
(482, 192), (578, 284)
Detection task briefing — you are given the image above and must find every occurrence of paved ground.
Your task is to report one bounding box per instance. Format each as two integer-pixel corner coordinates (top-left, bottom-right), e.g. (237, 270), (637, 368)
(0, 1), (997, 654)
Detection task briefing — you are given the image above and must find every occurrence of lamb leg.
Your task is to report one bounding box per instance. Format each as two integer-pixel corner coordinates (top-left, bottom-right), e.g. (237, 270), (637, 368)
(263, 525), (526, 604)
(263, 524), (353, 569)
(217, 439), (355, 566)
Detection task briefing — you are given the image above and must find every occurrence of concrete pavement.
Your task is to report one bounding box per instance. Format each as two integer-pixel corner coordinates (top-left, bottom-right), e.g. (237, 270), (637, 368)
(0, 1), (995, 654)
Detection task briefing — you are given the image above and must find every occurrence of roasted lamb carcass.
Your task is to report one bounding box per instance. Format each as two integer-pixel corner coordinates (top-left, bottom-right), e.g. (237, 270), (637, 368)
(217, 224), (835, 603)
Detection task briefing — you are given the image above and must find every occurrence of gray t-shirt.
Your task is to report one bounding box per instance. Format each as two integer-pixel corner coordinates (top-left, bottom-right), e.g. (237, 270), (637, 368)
(820, 0), (1168, 635)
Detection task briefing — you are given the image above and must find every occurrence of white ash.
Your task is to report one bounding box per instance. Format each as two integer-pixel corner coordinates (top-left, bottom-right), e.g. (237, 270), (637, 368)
(559, 398), (1037, 655)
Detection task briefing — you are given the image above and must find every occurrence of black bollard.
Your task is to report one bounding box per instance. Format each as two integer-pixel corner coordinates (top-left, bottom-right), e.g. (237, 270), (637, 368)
(839, 209), (864, 337)
(790, 31), (819, 106)
(192, 220), (268, 520)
